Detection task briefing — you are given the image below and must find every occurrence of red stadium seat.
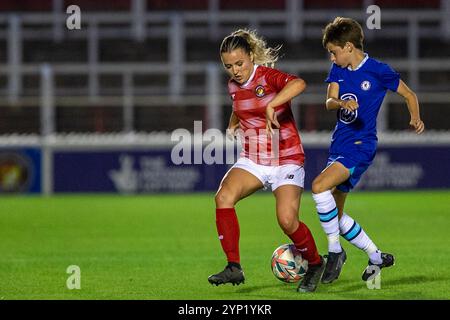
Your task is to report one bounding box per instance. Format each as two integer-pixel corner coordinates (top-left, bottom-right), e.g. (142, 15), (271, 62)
(148, 0), (209, 10)
(0, 0), (52, 12)
(0, 0), (131, 12)
(0, 0), (441, 12)
(374, 0), (440, 9)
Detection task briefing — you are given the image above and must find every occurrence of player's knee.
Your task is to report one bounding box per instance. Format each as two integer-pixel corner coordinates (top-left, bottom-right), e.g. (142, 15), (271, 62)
(311, 179), (327, 194)
(278, 215), (297, 235)
(215, 189), (237, 208)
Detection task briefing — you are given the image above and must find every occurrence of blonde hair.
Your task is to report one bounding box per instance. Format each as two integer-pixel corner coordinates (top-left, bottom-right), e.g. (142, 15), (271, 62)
(220, 29), (281, 67)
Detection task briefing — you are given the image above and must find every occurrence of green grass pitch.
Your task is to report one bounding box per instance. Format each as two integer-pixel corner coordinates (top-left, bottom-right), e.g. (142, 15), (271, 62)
(0, 191), (449, 300)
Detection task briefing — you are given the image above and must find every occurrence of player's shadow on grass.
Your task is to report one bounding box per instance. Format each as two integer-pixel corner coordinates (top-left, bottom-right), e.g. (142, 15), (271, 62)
(223, 283), (297, 298)
(385, 275), (445, 287)
(233, 284), (285, 294)
(334, 275), (445, 293)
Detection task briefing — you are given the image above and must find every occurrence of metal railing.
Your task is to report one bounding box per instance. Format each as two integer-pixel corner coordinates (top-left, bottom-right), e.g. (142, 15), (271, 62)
(0, 2), (449, 134)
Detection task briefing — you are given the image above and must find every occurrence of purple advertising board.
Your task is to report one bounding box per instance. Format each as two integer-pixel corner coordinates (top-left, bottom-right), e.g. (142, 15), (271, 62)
(53, 146), (450, 193)
(53, 150), (230, 193)
(303, 146), (450, 191)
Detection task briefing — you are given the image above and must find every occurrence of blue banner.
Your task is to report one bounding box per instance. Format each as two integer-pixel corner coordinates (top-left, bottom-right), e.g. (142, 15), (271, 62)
(53, 146), (450, 193)
(303, 146), (450, 190)
(53, 150), (230, 193)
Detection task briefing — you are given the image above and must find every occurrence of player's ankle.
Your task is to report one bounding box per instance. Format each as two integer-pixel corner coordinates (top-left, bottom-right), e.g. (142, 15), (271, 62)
(227, 262), (242, 270)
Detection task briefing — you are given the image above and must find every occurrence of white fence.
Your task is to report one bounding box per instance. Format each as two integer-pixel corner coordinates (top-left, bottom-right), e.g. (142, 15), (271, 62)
(0, 2), (449, 133)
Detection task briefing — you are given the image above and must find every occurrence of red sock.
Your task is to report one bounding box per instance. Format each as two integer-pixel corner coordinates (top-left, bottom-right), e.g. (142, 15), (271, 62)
(216, 208), (240, 264)
(287, 221), (321, 266)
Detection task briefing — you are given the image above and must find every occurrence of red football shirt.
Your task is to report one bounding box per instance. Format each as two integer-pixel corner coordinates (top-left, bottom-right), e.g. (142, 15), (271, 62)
(228, 65), (305, 166)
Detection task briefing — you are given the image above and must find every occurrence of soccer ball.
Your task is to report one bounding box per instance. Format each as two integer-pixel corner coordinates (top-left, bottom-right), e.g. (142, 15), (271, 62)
(271, 243), (308, 283)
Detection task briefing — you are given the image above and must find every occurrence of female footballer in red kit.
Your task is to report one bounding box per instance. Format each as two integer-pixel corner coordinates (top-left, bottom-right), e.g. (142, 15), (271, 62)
(208, 29), (325, 293)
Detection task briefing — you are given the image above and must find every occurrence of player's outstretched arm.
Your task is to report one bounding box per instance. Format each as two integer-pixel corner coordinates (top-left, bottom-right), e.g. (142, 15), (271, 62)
(396, 80), (425, 134)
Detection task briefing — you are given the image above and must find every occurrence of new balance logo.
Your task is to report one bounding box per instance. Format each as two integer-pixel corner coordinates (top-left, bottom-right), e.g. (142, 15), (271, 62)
(285, 174), (294, 179)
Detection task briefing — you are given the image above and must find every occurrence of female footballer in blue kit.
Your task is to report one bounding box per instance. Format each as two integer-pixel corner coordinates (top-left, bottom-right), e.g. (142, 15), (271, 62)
(311, 17), (425, 284)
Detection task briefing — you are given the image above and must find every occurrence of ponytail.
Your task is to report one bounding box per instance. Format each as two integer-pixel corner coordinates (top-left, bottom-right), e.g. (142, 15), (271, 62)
(220, 29), (281, 67)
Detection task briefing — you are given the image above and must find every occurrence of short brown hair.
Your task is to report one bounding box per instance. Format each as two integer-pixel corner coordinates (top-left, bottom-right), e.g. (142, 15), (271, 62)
(322, 17), (364, 50)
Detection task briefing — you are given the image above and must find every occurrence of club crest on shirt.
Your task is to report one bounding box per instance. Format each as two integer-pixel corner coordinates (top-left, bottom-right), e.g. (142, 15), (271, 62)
(339, 108), (358, 124)
(361, 80), (371, 91)
(255, 85), (265, 97)
(339, 93), (358, 124)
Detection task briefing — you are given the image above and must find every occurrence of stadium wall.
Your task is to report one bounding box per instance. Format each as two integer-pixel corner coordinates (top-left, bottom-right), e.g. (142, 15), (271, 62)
(1, 134), (449, 194)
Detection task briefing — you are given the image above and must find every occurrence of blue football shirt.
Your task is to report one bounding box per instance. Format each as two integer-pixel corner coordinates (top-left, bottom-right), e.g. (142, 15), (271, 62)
(325, 54), (400, 160)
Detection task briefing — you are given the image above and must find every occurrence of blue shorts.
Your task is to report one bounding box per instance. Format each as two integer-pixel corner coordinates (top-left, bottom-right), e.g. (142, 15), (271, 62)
(326, 154), (373, 193)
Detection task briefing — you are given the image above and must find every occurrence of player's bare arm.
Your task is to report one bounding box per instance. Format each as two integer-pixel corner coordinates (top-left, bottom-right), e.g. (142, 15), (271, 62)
(266, 78), (306, 134)
(268, 78), (306, 110)
(396, 80), (425, 134)
(226, 111), (240, 138)
(325, 82), (358, 112)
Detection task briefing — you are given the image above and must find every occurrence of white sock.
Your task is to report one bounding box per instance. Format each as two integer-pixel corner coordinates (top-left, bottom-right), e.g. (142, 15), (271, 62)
(339, 213), (382, 264)
(313, 191), (341, 253)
